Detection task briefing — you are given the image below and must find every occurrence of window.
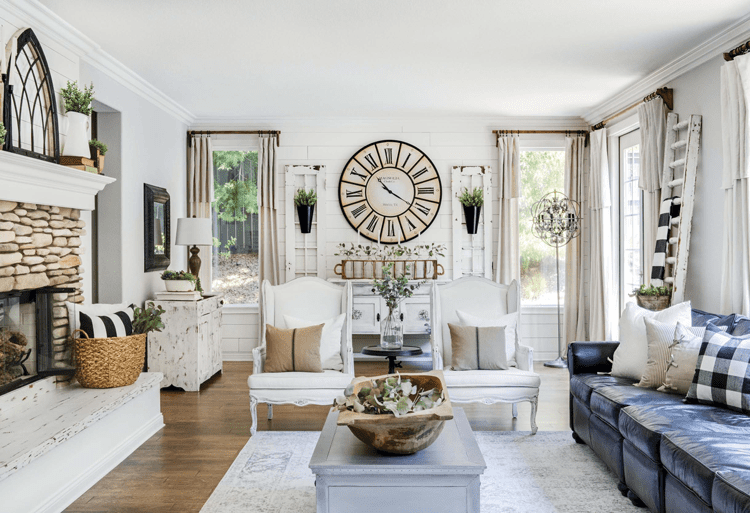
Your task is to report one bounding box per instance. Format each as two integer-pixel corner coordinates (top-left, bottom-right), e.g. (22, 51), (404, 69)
(619, 129), (643, 306)
(519, 150), (566, 305)
(211, 150), (259, 304)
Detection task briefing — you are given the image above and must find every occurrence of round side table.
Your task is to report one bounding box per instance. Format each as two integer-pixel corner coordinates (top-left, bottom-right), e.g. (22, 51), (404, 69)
(361, 345), (423, 374)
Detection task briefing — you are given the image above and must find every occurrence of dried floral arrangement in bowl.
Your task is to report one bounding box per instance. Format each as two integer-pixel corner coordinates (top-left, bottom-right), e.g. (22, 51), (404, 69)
(335, 370), (453, 455)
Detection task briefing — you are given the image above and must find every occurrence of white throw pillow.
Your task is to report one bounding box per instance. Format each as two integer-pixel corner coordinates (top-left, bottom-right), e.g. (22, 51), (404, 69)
(456, 310), (518, 366)
(639, 318), (715, 389)
(65, 302), (133, 335)
(659, 322), (713, 395)
(284, 313), (345, 371)
(611, 301), (691, 381)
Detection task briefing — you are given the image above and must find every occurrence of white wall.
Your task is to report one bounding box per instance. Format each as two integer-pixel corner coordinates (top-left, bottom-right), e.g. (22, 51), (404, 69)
(665, 55), (726, 313)
(81, 62), (187, 306)
(205, 120), (585, 361)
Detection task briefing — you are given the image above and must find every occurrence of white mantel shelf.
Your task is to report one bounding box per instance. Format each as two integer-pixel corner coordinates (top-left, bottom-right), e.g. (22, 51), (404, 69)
(0, 151), (115, 210)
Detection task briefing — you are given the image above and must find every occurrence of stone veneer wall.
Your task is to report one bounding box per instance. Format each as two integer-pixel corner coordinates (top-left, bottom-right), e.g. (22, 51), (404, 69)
(0, 200), (84, 373)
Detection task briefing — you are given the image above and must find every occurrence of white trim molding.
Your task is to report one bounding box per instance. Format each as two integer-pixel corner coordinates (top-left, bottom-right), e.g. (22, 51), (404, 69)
(0, 151), (115, 210)
(583, 12), (750, 125)
(1, 0), (195, 124)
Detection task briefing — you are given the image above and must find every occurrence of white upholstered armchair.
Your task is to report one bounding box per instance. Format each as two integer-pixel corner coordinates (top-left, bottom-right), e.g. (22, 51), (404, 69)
(248, 277), (354, 435)
(431, 276), (540, 433)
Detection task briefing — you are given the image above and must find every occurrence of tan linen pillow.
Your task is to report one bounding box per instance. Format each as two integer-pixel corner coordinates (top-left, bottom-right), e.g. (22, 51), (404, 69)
(264, 323), (324, 373)
(449, 323), (508, 371)
(660, 322), (720, 395)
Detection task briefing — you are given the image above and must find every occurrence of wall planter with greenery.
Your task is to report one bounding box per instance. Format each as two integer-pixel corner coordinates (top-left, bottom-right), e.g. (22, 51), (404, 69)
(89, 139), (107, 173)
(60, 81), (95, 158)
(459, 187), (483, 235)
(632, 285), (671, 311)
(294, 188), (317, 234)
(161, 270), (197, 292)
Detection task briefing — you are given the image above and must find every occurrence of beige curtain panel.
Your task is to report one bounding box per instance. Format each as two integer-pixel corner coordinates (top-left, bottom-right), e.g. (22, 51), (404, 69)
(187, 134), (214, 291)
(720, 56), (750, 316)
(495, 135), (521, 285)
(637, 97), (668, 284)
(588, 128), (614, 341)
(258, 134), (280, 288)
(563, 135), (588, 347)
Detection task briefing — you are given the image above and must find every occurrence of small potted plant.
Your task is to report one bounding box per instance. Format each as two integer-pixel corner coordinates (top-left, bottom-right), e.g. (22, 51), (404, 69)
(0, 121), (6, 150)
(60, 80), (95, 158)
(632, 285), (671, 311)
(161, 270), (197, 292)
(294, 188), (317, 234)
(89, 139), (107, 173)
(458, 187), (483, 234)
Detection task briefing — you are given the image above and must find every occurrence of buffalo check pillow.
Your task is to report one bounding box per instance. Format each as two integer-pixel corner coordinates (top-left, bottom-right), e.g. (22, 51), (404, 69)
(686, 324), (750, 413)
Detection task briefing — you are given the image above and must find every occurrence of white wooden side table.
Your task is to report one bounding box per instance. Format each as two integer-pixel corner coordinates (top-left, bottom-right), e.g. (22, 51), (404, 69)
(147, 294), (223, 391)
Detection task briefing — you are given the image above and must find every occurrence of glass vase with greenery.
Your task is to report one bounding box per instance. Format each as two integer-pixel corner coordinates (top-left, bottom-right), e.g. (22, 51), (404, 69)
(372, 263), (424, 349)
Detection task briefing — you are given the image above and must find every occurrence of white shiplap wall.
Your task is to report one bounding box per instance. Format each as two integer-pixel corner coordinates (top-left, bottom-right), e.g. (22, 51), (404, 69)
(207, 119), (588, 361)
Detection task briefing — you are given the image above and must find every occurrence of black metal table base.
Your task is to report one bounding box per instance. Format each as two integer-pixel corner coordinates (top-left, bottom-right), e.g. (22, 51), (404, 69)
(361, 345), (423, 374)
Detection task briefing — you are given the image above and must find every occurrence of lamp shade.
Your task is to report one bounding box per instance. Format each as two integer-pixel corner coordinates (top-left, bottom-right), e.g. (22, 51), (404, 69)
(175, 217), (213, 246)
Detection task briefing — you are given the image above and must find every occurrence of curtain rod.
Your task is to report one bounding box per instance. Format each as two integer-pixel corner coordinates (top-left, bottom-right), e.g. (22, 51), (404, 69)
(492, 129), (588, 147)
(591, 87), (673, 131)
(187, 130), (281, 146)
(724, 40), (750, 61)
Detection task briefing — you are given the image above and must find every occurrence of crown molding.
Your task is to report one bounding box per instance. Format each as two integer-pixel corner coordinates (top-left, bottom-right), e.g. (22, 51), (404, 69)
(583, 12), (750, 125)
(1, 0), (195, 125)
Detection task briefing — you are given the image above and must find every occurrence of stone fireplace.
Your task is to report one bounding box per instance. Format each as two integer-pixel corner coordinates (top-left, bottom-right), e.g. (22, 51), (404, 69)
(0, 200), (84, 392)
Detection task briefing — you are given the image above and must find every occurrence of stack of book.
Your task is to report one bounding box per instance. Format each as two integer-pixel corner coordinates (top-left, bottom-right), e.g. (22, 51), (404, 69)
(155, 291), (202, 301)
(60, 155), (99, 174)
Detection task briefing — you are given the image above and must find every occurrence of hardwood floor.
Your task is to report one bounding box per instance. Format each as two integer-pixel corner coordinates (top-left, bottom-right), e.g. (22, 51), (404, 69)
(64, 361), (570, 512)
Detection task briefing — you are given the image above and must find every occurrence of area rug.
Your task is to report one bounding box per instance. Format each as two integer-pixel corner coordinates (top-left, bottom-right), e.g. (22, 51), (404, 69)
(200, 431), (639, 513)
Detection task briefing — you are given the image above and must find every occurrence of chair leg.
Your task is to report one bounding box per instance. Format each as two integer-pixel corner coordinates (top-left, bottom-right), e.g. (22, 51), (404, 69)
(530, 395), (539, 434)
(512, 403), (518, 419)
(250, 395), (258, 436)
(267, 404), (273, 420)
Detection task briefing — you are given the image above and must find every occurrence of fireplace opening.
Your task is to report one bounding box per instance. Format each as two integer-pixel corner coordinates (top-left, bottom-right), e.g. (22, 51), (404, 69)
(0, 287), (75, 395)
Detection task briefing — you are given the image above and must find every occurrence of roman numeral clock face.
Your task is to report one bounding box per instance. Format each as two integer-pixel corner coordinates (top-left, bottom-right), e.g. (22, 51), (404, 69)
(339, 140), (442, 244)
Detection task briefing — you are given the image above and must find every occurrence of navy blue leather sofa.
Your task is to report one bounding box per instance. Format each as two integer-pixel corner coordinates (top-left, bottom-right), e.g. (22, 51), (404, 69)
(568, 309), (750, 513)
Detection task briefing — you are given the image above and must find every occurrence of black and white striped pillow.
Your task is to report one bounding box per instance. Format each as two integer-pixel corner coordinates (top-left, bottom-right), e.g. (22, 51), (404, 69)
(79, 306), (135, 339)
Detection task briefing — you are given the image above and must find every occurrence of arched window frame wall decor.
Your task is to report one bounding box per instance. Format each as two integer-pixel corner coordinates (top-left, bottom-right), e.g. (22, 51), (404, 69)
(2, 27), (60, 163)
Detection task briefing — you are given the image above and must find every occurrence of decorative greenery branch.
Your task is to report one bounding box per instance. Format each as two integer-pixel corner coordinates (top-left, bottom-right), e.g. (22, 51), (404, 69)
(60, 81), (95, 116)
(294, 188), (317, 206)
(334, 242), (446, 260)
(458, 187), (484, 207)
(132, 302), (165, 335)
(371, 263), (425, 313)
(0, 122), (6, 146)
(89, 139), (108, 155)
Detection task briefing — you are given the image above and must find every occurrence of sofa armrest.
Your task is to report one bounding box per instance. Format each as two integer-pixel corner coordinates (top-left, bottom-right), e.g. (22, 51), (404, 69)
(516, 344), (534, 372)
(567, 341), (619, 376)
(252, 346), (266, 375)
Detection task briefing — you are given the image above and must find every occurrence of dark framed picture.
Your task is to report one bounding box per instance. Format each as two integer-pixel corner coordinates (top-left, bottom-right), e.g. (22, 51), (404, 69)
(144, 183), (170, 272)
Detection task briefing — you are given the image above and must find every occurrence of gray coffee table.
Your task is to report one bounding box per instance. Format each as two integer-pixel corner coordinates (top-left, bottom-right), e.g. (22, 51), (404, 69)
(309, 407), (486, 513)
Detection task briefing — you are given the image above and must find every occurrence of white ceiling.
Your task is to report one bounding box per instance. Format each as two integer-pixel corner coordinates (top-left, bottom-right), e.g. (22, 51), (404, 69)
(39, 0), (750, 121)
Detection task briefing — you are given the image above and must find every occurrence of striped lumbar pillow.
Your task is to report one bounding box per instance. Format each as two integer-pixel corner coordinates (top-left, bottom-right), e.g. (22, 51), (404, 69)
(78, 306), (135, 339)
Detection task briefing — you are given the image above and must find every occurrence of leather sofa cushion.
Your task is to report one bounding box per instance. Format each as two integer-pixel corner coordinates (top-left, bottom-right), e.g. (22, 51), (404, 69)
(248, 370), (354, 390)
(620, 404), (750, 462)
(590, 385), (681, 429)
(570, 374), (636, 405)
(443, 368), (540, 388)
(713, 469), (750, 513)
(660, 432), (750, 505)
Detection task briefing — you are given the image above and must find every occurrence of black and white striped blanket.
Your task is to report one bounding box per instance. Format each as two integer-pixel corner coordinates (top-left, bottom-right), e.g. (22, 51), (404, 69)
(650, 196), (681, 286)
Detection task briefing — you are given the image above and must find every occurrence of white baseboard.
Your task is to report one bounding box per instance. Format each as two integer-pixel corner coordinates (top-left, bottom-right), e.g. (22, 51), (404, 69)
(223, 352), (253, 361)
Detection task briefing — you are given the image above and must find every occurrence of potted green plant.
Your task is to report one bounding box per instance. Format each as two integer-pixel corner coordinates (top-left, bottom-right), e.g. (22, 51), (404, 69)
(161, 270), (197, 292)
(632, 285), (671, 311)
(372, 263), (424, 349)
(60, 80), (95, 158)
(0, 121), (6, 150)
(294, 188), (317, 234)
(458, 187), (483, 234)
(132, 302), (166, 335)
(89, 139), (107, 173)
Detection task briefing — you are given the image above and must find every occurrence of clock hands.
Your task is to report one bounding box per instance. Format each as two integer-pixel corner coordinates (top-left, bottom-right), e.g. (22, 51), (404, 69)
(377, 178), (410, 205)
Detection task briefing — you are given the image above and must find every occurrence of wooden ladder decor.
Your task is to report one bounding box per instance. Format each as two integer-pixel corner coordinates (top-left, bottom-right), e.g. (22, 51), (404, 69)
(654, 113), (702, 305)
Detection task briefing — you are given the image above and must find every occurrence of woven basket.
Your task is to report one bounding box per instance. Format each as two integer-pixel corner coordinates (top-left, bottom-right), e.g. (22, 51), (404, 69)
(635, 295), (671, 311)
(72, 329), (146, 388)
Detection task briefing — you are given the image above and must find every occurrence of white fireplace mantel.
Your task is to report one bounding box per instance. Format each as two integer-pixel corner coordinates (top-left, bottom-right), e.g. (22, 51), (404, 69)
(0, 151), (115, 210)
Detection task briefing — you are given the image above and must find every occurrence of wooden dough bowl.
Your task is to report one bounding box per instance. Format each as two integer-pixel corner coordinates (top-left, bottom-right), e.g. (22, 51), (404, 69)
(337, 370), (453, 455)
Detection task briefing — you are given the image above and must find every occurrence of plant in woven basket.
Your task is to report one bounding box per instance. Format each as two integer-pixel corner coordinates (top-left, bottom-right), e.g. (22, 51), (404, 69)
(132, 302), (166, 335)
(632, 285), (671, 297)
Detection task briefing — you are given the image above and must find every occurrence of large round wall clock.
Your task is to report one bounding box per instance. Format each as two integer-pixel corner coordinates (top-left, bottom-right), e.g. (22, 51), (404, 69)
(339, 140), (442, 244)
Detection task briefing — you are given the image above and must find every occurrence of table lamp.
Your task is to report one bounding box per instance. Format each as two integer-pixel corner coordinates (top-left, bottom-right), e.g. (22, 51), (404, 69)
(175, 216), (213, 280)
